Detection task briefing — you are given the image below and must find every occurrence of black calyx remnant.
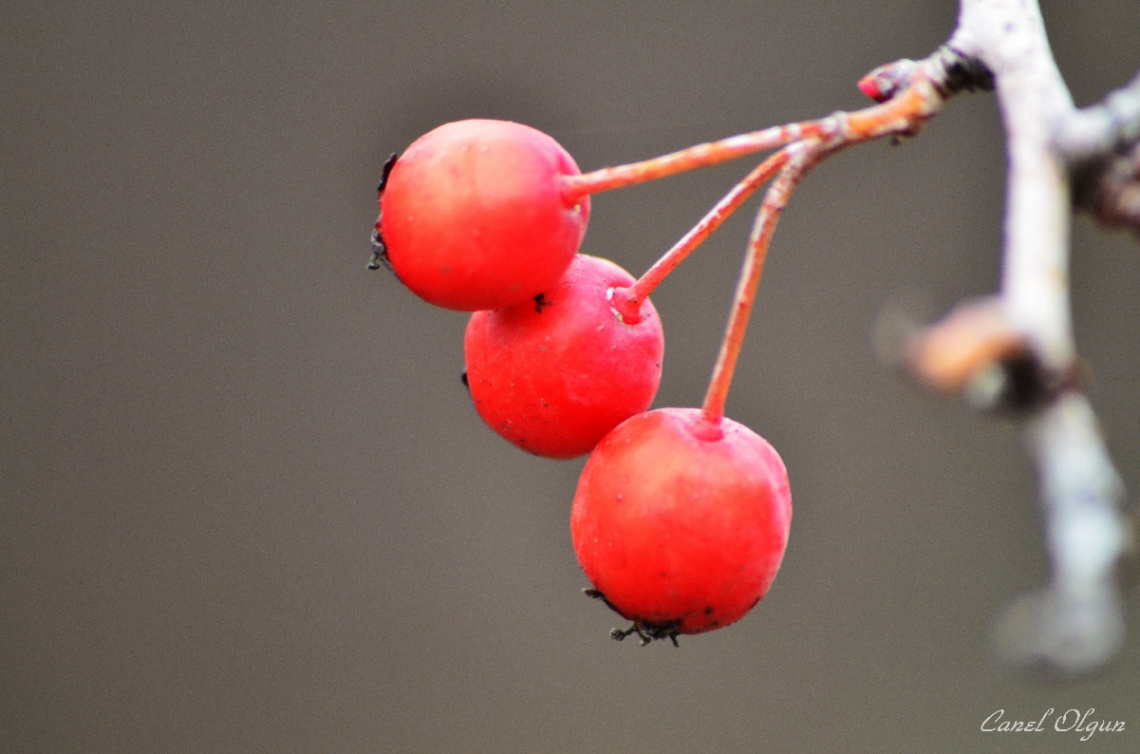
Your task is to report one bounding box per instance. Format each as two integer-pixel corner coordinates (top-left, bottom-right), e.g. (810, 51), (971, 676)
(460, 370), (469, 391)
(534, 292), (550, 313)
(368, 227), (391, 272)
(583, 588), (681, 647)
(611, 623), (681, 648)
(583, 587), (620, 613)
(377, 152), (399, 193)
(369, 152), (400, 272)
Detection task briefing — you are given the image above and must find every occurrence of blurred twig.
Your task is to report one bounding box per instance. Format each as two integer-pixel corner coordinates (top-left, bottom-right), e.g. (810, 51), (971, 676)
(901, 0), (1136, 675)
(1056, 69), (1140, 238)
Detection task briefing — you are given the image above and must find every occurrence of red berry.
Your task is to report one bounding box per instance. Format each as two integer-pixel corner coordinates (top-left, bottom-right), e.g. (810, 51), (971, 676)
(464, 254), (664, 459)
(570, 408), (791, 639)
(380, 119), (590, 311)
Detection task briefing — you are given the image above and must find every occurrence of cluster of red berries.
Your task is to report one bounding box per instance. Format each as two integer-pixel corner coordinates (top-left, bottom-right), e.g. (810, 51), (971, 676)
(374, 118), (792, 644)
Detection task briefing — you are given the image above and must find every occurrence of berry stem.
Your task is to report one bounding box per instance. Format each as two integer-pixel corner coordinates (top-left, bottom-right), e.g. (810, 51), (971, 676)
(560, 122), (828, 203)
(609, 149), (792, 323)
(561, 72), (946, 206)
(693, 64), (949, 429)
(700, 142), (820, 429)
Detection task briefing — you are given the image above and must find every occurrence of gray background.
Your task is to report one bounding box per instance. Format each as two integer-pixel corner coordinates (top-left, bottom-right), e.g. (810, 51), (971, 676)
(3, 1), (1139, 752)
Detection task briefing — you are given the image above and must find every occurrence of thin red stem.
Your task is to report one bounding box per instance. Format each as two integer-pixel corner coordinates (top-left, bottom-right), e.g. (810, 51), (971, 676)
(609, 149), (792, 323)
(561, 71), (945, 205)
(694, 67), (947, 428)
(562, 59), (948, 210)
(700, 143), (819, 429)
(561, 122), (829, 203)
(635, 150), (792, 300)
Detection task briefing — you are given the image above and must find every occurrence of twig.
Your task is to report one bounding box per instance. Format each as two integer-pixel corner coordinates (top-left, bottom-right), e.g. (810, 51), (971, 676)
(1054, 69), (1140, 163)
(1055, 69), (1140, 236)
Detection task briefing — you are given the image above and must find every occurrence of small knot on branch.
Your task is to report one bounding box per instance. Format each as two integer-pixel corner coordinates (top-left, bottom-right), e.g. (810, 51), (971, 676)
(934, 45), (994, 97)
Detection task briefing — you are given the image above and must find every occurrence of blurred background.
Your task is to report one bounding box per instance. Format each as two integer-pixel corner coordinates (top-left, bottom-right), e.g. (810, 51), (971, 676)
(3, 1), (1139, 751)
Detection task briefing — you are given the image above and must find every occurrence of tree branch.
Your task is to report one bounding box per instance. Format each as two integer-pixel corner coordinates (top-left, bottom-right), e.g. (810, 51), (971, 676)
(949, 0), (1075, 368)
(888, 0), (1135, 675)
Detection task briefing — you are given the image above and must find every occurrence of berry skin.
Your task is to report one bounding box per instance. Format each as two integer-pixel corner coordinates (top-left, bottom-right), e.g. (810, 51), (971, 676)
(464, 254), (664, 459)
(570, 408), (791, 638)
(380, 119), (590, 311)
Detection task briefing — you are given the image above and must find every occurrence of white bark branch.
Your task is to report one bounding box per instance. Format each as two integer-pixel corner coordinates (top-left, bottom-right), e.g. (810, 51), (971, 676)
(949, 0), (1075, 368)
(994, 394), (1128, 674)
(936, 0), (1132, 675)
